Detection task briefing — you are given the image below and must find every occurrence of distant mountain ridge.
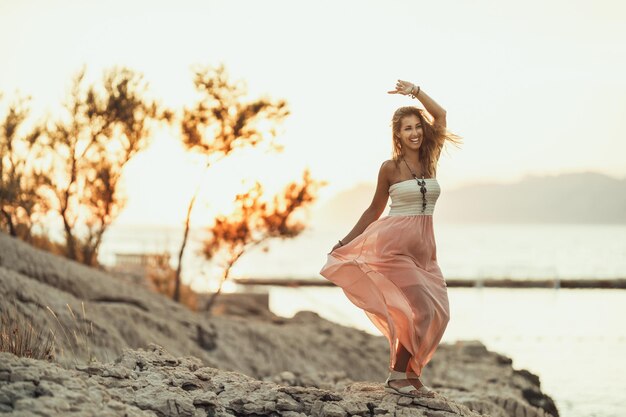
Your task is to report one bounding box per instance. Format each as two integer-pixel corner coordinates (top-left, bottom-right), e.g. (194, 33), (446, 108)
(315, 172), (626, 225)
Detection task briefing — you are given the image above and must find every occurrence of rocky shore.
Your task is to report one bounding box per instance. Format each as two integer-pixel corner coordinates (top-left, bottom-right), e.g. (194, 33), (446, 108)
(0, 233), (559, 416)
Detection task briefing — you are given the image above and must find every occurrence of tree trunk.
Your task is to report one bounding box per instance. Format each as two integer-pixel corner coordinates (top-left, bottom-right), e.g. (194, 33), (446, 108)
(1, 209), (16, 237)
(204, 241), (261, 313)
(63, 215), (77, 260)
(174, 193), (198, 302)
(203, 262), (233, 314)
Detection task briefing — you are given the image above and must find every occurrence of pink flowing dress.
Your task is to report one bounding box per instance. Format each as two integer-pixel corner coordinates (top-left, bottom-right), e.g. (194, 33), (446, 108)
(319, 178), (450, 376)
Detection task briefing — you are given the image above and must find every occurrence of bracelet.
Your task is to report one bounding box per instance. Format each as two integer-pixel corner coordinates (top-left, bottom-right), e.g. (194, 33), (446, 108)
(338, 239), (344, 247)
(410, 85), (420, 99)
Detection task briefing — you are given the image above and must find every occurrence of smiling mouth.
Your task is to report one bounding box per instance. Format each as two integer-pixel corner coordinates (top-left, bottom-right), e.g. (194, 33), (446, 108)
(410, 138), (421, 144)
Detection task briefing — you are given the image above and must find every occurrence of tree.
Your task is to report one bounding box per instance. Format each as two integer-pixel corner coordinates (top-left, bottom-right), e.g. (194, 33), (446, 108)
(201, 170), (325, 312)
(0, 93), (47, 241)
(44, 67), (168, 265)
(174, 64), (289, 302)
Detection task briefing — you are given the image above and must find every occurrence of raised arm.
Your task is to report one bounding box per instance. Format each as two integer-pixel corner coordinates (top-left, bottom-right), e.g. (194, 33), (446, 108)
(329, 161), (392, 252)
(388, 80), (447, 127)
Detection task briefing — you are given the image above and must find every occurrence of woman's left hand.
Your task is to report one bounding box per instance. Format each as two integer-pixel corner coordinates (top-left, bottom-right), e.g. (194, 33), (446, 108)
(388, 79), (416, 96)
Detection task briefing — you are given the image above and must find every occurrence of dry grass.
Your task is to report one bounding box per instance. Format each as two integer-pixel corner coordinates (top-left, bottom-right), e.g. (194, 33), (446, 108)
(0, 301), (103, 366)
(46, 302), (101, 365)
(0, 305), (55, 361)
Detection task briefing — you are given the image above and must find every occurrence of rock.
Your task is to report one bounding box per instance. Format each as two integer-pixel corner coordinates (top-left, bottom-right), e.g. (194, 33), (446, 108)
(0, 233), (387, 383)
(0, 232), (559, 417)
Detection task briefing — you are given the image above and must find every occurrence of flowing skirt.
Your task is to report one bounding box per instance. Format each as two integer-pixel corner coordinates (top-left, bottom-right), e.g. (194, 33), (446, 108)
(319, 214), (450, 376)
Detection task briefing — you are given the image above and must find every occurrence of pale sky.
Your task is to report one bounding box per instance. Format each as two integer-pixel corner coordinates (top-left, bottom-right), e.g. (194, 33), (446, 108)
(1, 0), (625, 226)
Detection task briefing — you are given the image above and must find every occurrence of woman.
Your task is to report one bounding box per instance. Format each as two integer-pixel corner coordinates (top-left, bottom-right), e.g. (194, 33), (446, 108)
(319, 80), (462, 398)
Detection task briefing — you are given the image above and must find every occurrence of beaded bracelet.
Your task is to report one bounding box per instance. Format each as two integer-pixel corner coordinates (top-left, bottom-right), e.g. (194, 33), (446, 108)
(410, 85), (420, 99)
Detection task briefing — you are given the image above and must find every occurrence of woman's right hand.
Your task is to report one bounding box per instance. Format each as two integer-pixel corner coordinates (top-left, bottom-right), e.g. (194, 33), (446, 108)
(329, 242), (343, 254)
(387, 79), (416, 96)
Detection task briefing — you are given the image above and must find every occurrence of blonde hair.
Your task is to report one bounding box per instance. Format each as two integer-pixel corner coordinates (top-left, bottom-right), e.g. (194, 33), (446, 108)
(391, 106), (462, 177)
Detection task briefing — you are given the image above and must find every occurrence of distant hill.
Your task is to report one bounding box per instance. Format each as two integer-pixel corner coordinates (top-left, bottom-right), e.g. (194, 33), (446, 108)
(314, 172), (626, 226)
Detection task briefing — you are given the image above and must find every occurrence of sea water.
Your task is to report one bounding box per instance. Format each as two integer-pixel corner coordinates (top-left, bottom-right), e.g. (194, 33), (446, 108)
(100, 223), (626, 281)
(266, 286), (626, 417)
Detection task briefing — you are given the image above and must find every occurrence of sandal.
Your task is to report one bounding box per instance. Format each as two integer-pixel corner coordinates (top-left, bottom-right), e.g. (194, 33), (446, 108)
(384, 369), (436, 398)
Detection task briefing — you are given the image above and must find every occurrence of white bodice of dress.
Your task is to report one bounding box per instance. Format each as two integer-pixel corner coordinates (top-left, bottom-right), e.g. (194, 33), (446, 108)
(388, 178), (440, 216)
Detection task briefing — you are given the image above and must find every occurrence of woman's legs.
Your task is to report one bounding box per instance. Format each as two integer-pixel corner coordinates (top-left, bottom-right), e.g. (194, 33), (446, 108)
(392, 343), (412, 372)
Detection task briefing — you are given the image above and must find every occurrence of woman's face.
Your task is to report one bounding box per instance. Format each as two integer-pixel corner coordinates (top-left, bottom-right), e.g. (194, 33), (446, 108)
(397, 114), (423, 152)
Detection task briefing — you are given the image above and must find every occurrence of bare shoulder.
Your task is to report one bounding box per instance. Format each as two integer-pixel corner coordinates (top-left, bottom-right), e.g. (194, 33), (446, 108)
(368, 160), (394, 214)
(378, 160), (395, 182)
(378, 159), (395, 189)
(381, 159), (401, 179)
(380, 159), (398, 174)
